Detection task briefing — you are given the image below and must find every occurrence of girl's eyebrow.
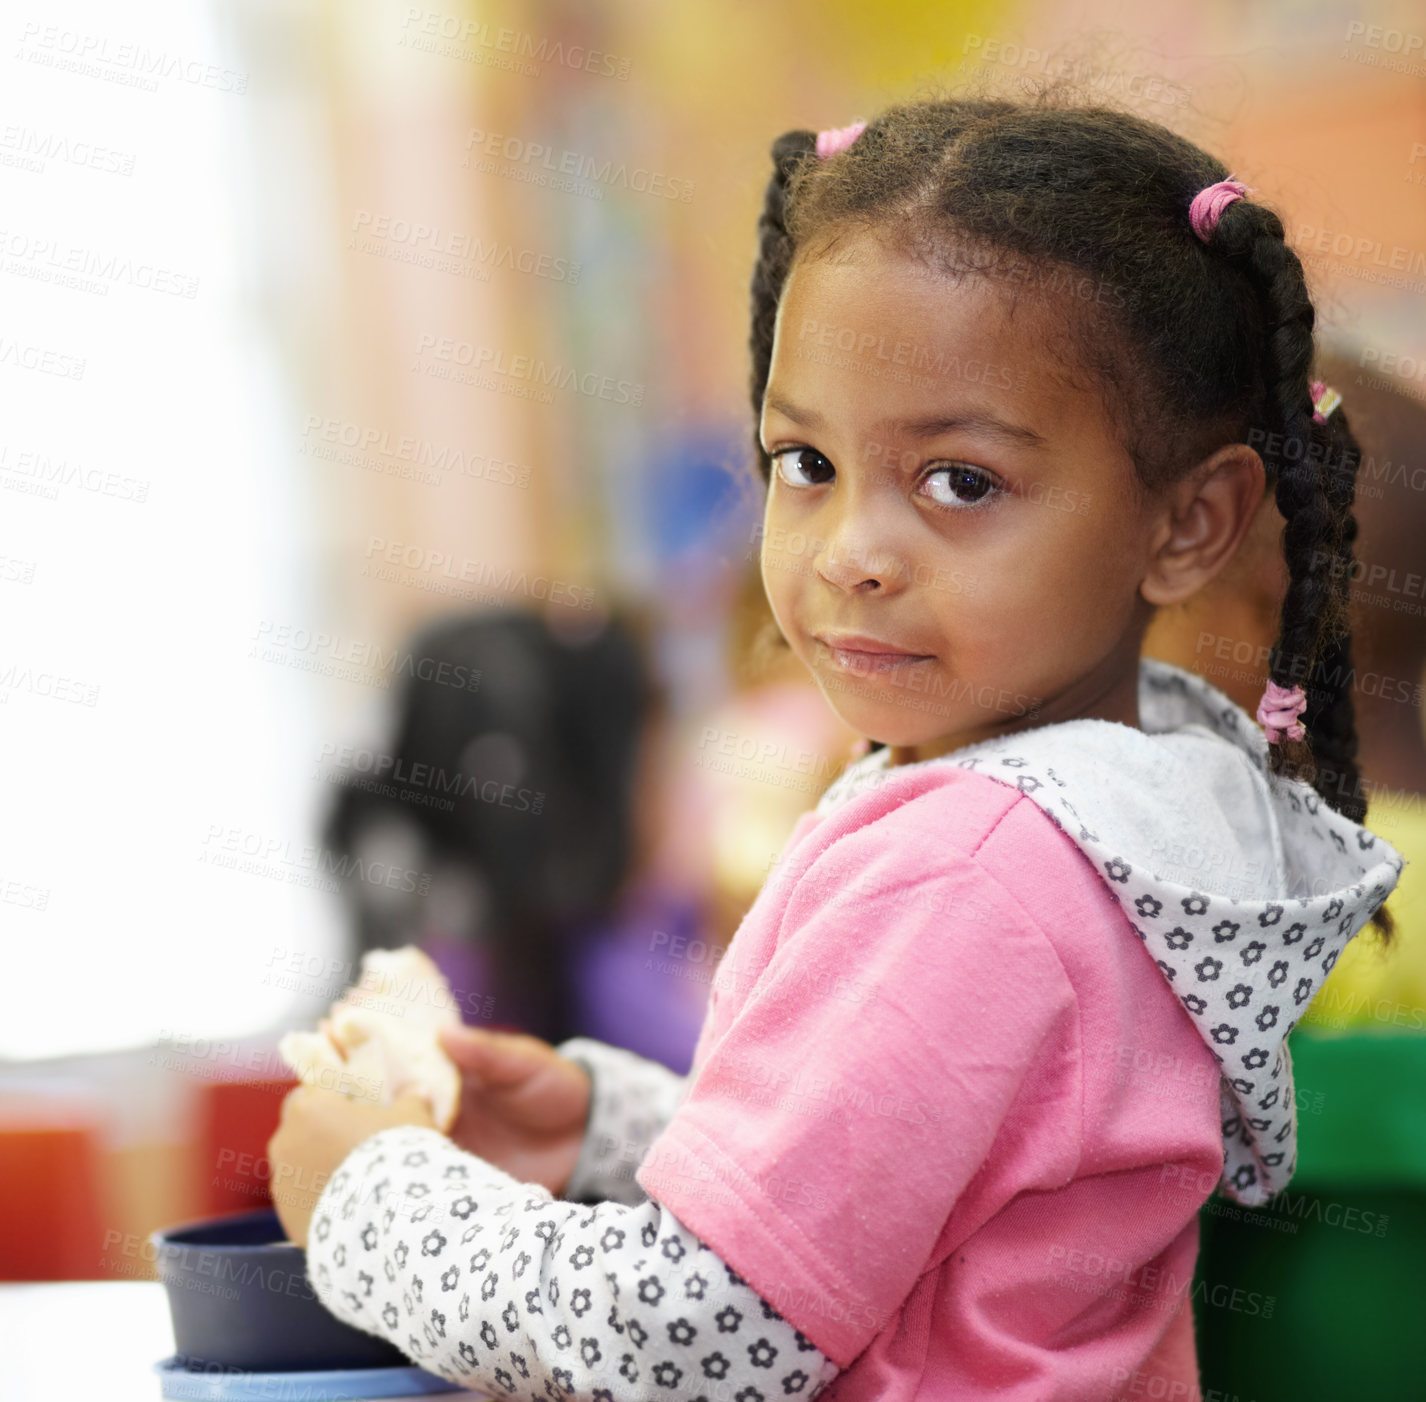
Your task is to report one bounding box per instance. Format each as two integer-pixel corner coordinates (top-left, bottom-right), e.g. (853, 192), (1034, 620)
(764, 394), (1048, 450)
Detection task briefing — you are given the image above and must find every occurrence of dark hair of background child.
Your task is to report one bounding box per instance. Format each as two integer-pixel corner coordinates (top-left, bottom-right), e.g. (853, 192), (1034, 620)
(324, 609), (666, 1041)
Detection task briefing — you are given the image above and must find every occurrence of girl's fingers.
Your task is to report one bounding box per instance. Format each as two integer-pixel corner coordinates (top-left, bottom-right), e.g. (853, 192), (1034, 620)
(436, 1024), (489, 1066)
(437, 1025), (547, 1087)
(389, 1091), (437, 1124)
(438, 1025), (512, 1065)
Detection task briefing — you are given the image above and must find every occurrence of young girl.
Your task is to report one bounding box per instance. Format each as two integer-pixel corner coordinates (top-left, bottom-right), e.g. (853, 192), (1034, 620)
(270, 93), (1406, 1402)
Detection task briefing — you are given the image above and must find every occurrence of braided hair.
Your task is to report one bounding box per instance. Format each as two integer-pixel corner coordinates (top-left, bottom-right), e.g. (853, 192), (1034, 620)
(746, 94), (1392, 940)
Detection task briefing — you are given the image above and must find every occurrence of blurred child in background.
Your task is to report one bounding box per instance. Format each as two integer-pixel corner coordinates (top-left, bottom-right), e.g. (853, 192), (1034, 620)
(322, 605), (708, 1064)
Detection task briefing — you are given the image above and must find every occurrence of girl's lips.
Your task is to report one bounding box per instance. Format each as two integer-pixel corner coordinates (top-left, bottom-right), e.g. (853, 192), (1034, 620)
(816, 638), (936, 674)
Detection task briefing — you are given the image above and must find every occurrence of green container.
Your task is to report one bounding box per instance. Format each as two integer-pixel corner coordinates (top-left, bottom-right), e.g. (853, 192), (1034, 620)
(1193, 1029), (1426, 1401)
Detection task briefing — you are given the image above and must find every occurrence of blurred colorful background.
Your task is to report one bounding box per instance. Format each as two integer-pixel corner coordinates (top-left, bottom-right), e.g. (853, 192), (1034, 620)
(1, 1), (1422, 1397)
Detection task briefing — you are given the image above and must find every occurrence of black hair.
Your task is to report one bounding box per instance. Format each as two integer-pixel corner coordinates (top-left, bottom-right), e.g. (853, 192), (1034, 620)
(747, 90), (1392, 939)
(323, 608), (665, 1040)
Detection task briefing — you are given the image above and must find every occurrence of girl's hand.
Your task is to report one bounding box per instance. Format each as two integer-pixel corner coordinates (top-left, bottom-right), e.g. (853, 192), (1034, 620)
(435, 1025), (591, 1197)
(267, 1084), (435, 1248)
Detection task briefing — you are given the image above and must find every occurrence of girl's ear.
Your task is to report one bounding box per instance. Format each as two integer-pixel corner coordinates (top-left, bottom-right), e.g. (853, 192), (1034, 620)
(1139, 444), (1268, 608)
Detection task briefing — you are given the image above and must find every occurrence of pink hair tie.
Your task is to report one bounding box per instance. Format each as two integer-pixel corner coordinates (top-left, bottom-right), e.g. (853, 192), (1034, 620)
(1257, 680), (1308, 743)
(1189, 176), (1252, 242)
(816, 120), (866, 160)
(1310, 379), (1342, 424)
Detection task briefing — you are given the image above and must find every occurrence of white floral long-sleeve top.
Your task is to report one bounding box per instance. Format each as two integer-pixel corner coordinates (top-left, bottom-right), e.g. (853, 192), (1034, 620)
(305, 1037), (842, 1401)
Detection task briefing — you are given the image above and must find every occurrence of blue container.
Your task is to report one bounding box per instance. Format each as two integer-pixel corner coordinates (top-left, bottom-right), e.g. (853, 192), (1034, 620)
(151, 1208), (409, 1373)
(153, 1356), (465, 1399)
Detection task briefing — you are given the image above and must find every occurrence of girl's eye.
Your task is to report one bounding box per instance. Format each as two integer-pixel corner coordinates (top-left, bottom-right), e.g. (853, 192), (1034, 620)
(919, 464), (1000, 510)
(770, 447), (834, 488)
(769, 448), (1000, 509)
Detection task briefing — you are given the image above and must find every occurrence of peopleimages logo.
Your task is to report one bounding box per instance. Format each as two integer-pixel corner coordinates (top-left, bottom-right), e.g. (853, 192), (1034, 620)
(462, 128), (694, 202)
(0, 123), (137, 177)
(15, 21), (249, 93)
(0, 227), (199, 297)
(0, 337), (85, 380)
(349, 211), (580, 284)
(248, 621), (483, 692)
(398, 7), (633, 81)
(413, 335), (644, 405)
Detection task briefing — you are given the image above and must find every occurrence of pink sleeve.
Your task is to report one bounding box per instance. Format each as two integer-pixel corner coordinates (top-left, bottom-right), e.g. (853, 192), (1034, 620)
(635, 817), (1083, 1367)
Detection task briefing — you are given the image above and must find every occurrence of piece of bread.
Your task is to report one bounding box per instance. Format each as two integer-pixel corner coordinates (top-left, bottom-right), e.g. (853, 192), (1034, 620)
(278, 946), (462, 1132)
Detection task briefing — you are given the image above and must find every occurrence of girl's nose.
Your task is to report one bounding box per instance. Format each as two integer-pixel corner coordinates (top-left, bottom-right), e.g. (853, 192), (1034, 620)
(804, 457), (912, 592)
(814, 530), (907, 593)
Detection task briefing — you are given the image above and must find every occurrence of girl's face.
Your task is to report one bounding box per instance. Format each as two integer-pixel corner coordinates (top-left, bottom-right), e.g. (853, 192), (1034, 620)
(758, 230), (1162, 763)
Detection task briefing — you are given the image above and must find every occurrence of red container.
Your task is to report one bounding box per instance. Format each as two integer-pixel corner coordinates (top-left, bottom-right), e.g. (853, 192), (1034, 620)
(197, 1076), (298, 1216)
(0, 1117), (109, 1279)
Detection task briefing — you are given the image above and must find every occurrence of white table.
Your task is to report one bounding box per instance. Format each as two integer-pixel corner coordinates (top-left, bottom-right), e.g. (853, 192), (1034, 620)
(0, 1282), (175, 1400)
(0, 1281), (485, 1399)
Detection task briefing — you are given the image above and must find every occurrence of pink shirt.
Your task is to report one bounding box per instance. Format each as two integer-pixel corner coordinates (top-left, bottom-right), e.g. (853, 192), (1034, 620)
(637, 762), (1225, 1402)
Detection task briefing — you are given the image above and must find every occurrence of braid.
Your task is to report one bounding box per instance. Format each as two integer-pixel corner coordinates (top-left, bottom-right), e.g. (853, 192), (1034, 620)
(1309, 405), (1368, 811)
(749, 130), (818, 481)
(1208, 201), (1393, 942)
(1301, 404), (1394, 939)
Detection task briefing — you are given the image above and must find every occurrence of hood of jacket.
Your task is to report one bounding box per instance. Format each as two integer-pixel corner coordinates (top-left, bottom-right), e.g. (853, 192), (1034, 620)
(813, 656), (1405, 1206)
